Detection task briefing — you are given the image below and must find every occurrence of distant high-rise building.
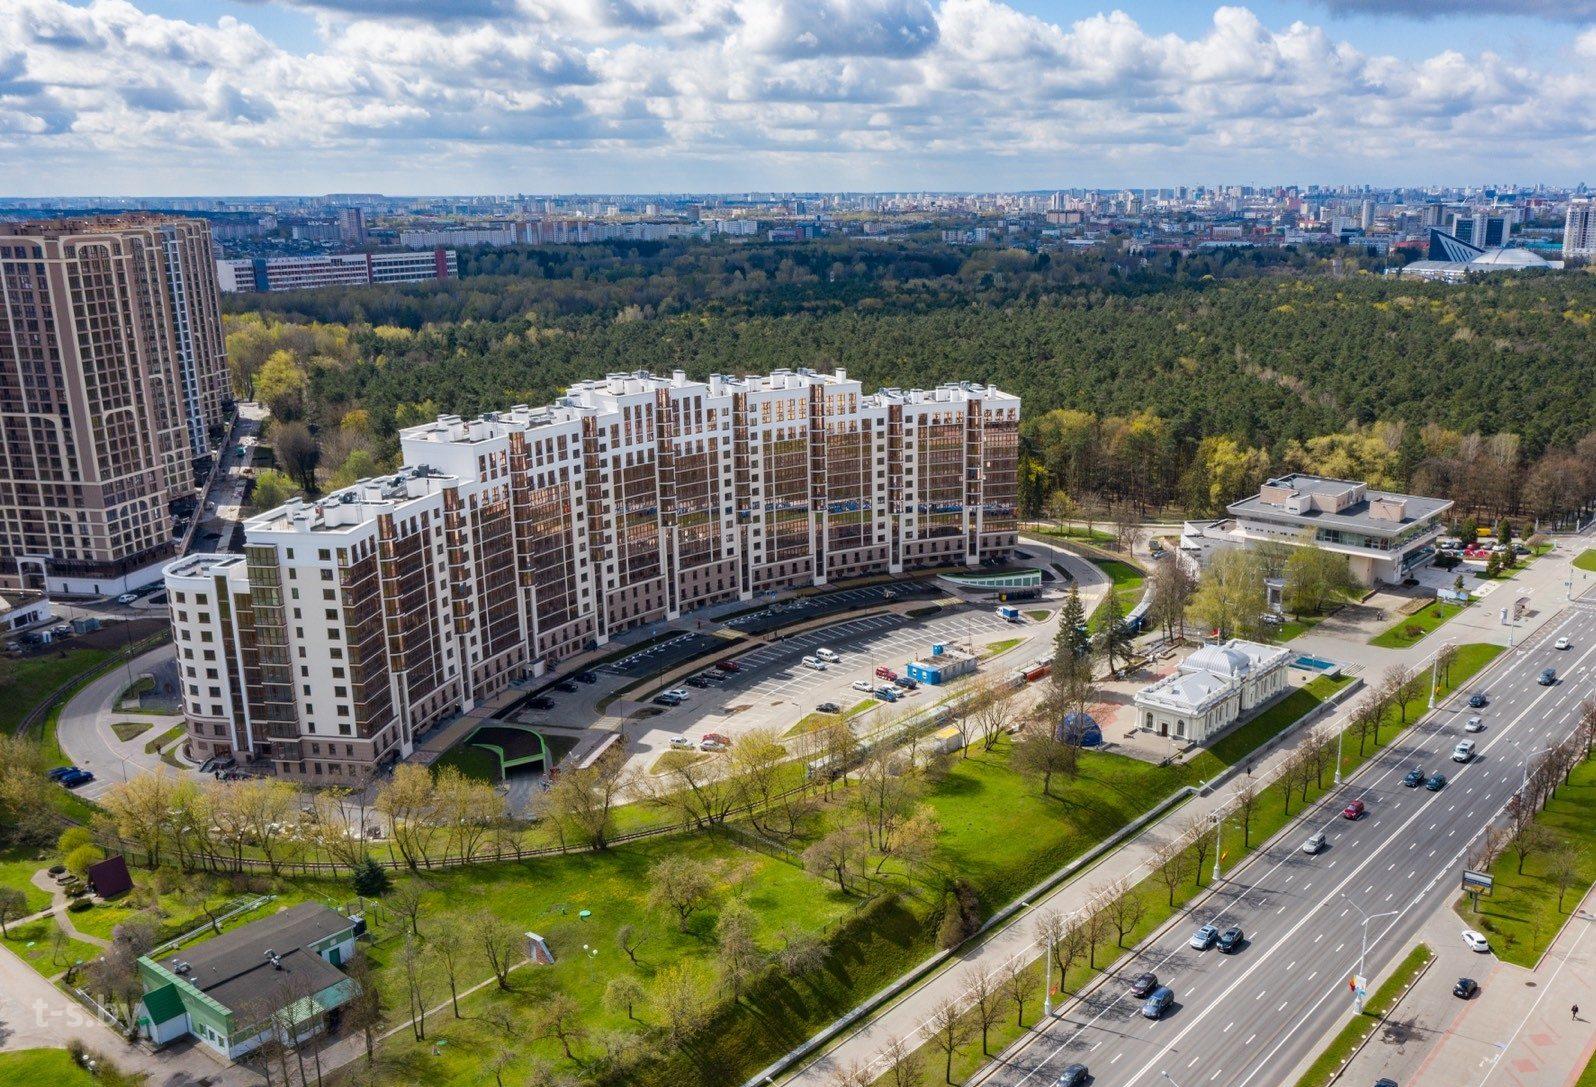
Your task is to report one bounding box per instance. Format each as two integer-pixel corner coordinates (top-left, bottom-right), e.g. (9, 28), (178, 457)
(0, 217), (229, 594)
(337, 207), (367, 245)
(1564, 199), (1596, 259)
(1448, 210), (1513, 248)
(1359, 200), (1374, 231)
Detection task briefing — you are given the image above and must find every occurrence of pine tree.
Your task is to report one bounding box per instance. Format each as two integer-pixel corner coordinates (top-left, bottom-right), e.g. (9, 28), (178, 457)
(1097, 588), (1130, 677)
(352, 855), (392, 898)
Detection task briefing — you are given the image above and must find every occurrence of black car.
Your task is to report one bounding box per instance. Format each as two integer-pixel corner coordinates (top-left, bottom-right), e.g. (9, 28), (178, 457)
(1453, 977), (1478, 999)
(652, 694), (680, 707)
(685, 677), (710, 688)
(1055, 1064), (1089, 1087)
(1402, 767), (1426, 788)
(1425, 774), (1448, 792)
(1374, 1080), (1398, 1087)
(573, 671), (598, 684)
(1128, 971), (1158, 998)
(815, 701), (842, 714)
(554, 681), (578, 693)
(1468, 691), (1488, 708)
(526, 696), (556, 711)
(893, 676), (919, 690)
(1217, 927), (1244, 953)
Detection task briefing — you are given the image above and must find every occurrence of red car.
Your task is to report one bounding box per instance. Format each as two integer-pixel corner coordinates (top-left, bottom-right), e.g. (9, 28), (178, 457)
(715, 660), (741, 673)
(1341, 799), (1366, 820)
(875, 666), (897, 681)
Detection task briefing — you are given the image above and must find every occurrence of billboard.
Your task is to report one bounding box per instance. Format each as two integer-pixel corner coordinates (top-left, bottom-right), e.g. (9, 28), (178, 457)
(1461, 869), (1494, 896)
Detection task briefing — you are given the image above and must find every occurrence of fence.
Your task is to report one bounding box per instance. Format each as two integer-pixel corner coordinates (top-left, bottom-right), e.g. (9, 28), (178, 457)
(150, 893), (276, 957)
(14, 631), (171, 739)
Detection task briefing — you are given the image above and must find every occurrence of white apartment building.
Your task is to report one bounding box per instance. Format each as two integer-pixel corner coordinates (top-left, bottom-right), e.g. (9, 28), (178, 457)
(1566, 199), (1596, 260)
(166, 369), (1019, 780)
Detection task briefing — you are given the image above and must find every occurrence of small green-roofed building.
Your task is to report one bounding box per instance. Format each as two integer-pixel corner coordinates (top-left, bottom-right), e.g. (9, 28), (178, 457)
(135, 901), (360, 1060)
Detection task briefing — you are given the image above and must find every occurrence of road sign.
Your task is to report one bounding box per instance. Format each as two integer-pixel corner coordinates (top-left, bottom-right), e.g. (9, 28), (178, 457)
(1461, 869), (1494, 896)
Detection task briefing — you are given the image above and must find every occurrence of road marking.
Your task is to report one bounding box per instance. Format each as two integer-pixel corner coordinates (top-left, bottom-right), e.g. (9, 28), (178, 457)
(1287, 961), (1296, 971)
(1186, 1057), (1197, 1069)
(1210, 1070), (1222, 1082)
(1278, 905), (1287, 914)
(1314, 933), (1324, 943)
(1111, 1053), (1122, 1065)
(1245, 1034), (1256, 1046)
(1256, 990), (1266, 1000)
(1224, 1021), (1233, 1033)
(1278, 1002), (1288, 1012)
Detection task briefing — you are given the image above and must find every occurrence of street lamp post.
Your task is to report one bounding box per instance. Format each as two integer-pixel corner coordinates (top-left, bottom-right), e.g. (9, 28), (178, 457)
(1162, 1072), (1186, 1087)
(1427, 643), (1449, 710)
(1521, 744), (1554, 792)
(1334, 714), (1346, 786)
(1211, 809), (1225, 882)
(1341, 894), (1398, 1012)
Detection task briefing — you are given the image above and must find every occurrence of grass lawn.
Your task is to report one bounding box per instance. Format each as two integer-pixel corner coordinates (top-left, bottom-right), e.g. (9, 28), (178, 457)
(1024, 610), (1050, 621)
(1274, 614), (1325, 642)
(982, 638), (1024, 658)
(1087, 558), (1146, 633)
(110, 720), (153, 742)
(1292, 944), (1434, 1087)
(1370, 601), (1467, 649)
(1029, 524), (1117, 545)
(0, 647), (115, 733)
(1455, 756), (1596, 967)
(1, 916), (101, 979)
(433, 743), (502, 782)
(1575, 549), (1596, 573)
(0, 845), (52, 914)
(788, 698), (877, 736)
(1189, 674), (1355, 778)
(649, 749), (711, 775)
(1580, 1050), (1596, 1087)
(0, 1049), (99, 1087)
(141, 723), (185, 755)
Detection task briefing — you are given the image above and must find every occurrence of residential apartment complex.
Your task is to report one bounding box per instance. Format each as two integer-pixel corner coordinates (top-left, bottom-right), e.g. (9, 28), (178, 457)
(215, 249), (457, 293)
(0, 217), (229, 594)
(165, 369), (1018, 779)
(1180, 473), (1452, 586)
(1565, 199), (1596, 260)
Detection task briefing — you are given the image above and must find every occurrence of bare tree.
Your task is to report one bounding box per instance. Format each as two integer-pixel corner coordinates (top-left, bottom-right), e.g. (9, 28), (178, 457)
(652, 962), (712, 1045)
(1549, 840), (1582, 912)
(803, 822), (869, 894)
(881, 1034), (925, 1087)
(341, 952), (383, 1066)
(1185, 816), (1213, 886)
(827, 1062), (874, 1087)
(1103, 878), (1147, 947)
(534, 746), (629, 850)
(966, 965), (1005, 1055)
(1233, 780), (1259, 848)
(1152, 838), (1191, 907)
(474, 910), (524, 990)
(603, 974), (647, 1021)
(400, 936), (426, 1041)
(430, 926), (466, 1017)
(927, 995), (973, 1084)
(616, 922), (649, 966)
(1000, 957), (1032, 1028)
(648, 856), (718, 930)
(540, 992), (587, 1060)
(388, 880), (424, 938)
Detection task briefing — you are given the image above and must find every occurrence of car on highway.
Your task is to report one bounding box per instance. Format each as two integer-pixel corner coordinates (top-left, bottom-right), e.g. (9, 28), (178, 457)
(802, 656), (829, 671)
(852, 679), (875, 692)
(669, 736), (694, 750)
(1217, 926), (1245, 953)
(815, 701), (841, 714)
(1302, 831), (1327, 854)
(1374, 1080), (1398, 1087)
(1462, 929), (1491, 953)
(1465, 716), (1485, 733)
(1452, 740), (1476, 763)
(1425, 773), (1448, 791)
(1055, 1064), (1089, 1087)
(1128, 971), (1158, 997)
(1555, 636), (1571, 650)
(1453, 977), (1479, 999)
(1402, 767), (1426, 787)
(1189, 924), (1218, 950)
(875, 686), (899, 703)
(1468, 691), (1488, 708)
(1342, 799), (1366, 820)
(715, 660), (742, 673)
(1141, 986), (1174, 1019)
(1538, 667), (1557, 686)
(59, 769), (95, 788)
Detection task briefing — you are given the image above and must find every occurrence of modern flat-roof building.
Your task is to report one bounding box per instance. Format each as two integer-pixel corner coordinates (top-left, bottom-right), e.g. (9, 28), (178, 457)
(0, 217), (229, 595)
(166, 369), (1018, 780)
(215, 249), (457, 293)
(1566, 199), (1596, 260)
(1133, 639), (1291, 745)
(136, 902), (359, 1060)
(1180, 473), (1452, 586)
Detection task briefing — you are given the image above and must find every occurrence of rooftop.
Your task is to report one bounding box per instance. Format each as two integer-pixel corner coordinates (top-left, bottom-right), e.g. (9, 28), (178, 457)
(1229, 473), (1450, 534)
(151, 902), (353, 1016)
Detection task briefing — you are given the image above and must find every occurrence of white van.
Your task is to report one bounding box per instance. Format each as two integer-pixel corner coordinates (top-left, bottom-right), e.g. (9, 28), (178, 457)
(815, 647), (840, 663)
(802, 655), (828, 671)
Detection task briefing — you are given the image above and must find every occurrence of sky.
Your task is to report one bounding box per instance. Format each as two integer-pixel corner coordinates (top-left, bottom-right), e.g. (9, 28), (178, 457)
(0, 0), (1592, 196)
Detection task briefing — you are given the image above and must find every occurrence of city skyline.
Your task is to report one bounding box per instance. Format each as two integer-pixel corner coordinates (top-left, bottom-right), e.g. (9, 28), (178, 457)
(1, 0), (1592, 195)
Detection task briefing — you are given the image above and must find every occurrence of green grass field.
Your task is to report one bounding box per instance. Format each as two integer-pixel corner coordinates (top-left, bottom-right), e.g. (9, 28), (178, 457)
(0, 845), (52, 915)
(982, 638), (1024, 658)
(1575, 549), (1596, 573)
(1370, 601), (1467, 649)
(433, 743), (502, 782)
(1456, 756), (1596, 967)
(1190, 674), (1355, 777)
(110, 720), (153, 742)
(0, 1049), (99, 1087)
(1087, 558), (1146, 632)
(0, 648), (115, 733)
(1274, 614), (1324, 642)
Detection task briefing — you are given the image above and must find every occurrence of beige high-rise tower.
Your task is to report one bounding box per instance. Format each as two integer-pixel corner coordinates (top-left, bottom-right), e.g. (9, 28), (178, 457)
(0, 217), (229, 595)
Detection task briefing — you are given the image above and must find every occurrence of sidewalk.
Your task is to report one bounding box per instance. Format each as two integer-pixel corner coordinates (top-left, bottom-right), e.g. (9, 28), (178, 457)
(787, 538), (1589, 1086)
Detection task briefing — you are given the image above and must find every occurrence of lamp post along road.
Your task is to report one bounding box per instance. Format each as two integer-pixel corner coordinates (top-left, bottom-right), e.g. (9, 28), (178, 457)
(1341, 893), (1398, 1012)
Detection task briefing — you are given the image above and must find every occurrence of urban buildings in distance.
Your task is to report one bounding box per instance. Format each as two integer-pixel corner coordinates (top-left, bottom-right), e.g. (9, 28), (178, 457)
(215, 249), (457, 293)
(0, 217), (230, 595)
(1565, 198), (1596, 260)
(165, 369), (1019, 780)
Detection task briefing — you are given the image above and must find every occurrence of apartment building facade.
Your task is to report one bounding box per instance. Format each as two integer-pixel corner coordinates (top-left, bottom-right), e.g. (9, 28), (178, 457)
(0, 217), (229, 595)
(215, 249), (457, 293)
(166, 369), (1018, 780)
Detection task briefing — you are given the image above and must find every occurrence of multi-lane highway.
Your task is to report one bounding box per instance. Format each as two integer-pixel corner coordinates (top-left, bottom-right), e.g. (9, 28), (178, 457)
(983, 600), (1596, 1087)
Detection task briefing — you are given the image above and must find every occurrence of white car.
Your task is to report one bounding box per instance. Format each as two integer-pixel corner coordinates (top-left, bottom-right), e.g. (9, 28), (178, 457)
(665, 688), (689, 700)
(1302, 831), (1327, 854)
(668, 736), (694, 750)
(1555, 636), (1571, 650)
(1464, 716), (1485, 733)
(801, 656), (828, 671)
(116, 591), (139, 604)
(699, 739), (726, 752)
(852, 679), (875, 692)
(1462, 929), (1491, 953)
(816, 647), (840, 662)
(1452, 740), (1476, 763)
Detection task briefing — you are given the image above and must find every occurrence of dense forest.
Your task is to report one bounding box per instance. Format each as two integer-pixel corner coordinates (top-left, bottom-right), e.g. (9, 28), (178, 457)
(224, 238), (1596, 521)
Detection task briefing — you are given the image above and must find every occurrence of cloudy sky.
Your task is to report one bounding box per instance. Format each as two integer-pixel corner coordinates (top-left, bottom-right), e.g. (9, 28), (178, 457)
(0, 0), (1591, 195)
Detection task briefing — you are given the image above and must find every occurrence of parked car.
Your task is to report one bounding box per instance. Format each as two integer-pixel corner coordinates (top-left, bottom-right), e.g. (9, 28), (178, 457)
(816, 648), (840, 662)
(652, 694), (681, 707)
(893, 676), (918, 690)
(1302, 831), (1327, 854)
(1189, 924), (1218, 950)
(669, 736), (694, 750)
(527, 696), (555, 711)
(1468, 691), (1488, 708)
(59, 769), (95, 788)
(875, 687), (899, 703)
(1128, 971), (1158, 997)
(715, 660), (741, 672)
(665, 688), (689, 700)
(815, 702), (841, 714)
(685, 677), (710, 688)
(116, 592), (139, 604)
(1452, 740), (1476, 763)
(1538, 668), (1557, 686)
(1464, 716), (1485, 733)
(699, 739), (726, 752)
(875, 666), (897, 681)
(1554, 636), (1571, 651)
(1402, 767), (1426, 788)
(554, 680), (578, 693)
(802, 656), (829, 671)
(1055, 1064), (1089, 1087)
(47, 766), (81, 782)
(573, 671), (598, 684)
(1425, 774), (1448, 792)
(1342, 799), (1366, 820)
(852, 679), (875, 692)
(1453, 977), (1479, 999)
(1462, 929), (1491, 953)
(1217, 927), (1244, 953)
(1141, 986), (1174, 1020)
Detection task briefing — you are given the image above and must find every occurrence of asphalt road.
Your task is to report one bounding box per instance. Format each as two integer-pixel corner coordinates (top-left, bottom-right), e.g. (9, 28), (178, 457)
(984, 600), (1596, 1087)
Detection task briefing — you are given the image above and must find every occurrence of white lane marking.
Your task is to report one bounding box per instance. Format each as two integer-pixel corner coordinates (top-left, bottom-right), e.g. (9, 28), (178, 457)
(1245, 1034), (1256, 1046)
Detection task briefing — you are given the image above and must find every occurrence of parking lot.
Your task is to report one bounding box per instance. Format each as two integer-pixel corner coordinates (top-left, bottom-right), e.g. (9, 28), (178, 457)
(625, 603), (1053, 764)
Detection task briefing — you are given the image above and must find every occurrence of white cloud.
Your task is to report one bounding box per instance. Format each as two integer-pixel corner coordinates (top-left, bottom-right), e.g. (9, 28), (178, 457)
(0, 0), (1590, 193)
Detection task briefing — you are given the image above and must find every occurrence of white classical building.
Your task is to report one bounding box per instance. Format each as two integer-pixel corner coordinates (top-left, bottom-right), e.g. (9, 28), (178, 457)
(1134, 639), (1292, 745)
